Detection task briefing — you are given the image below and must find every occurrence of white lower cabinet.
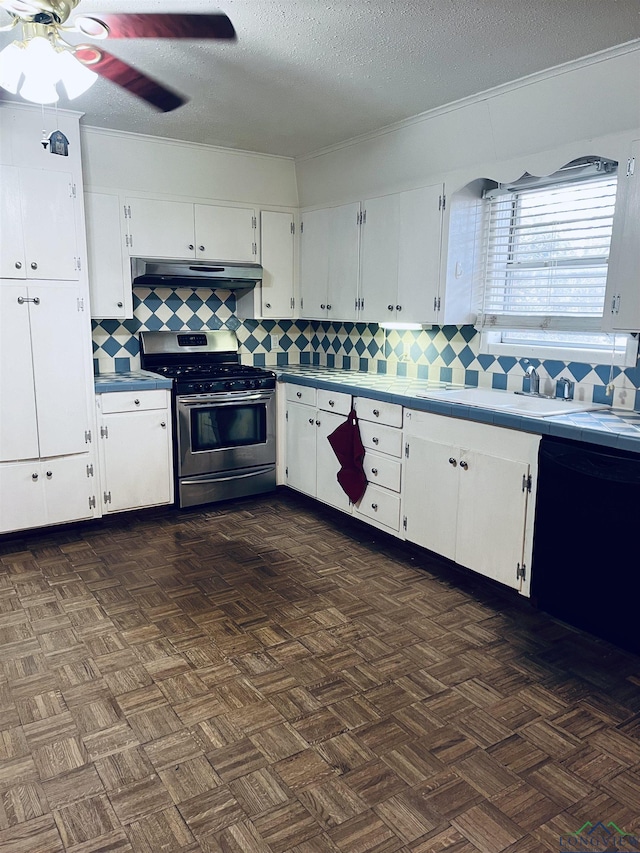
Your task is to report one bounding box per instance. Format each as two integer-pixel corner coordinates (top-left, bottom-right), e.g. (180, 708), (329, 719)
(97, 390), (173, 513)
(285, 385), (352, 513)
(403, 410), (540, 593)
(353, 397), (403, 535)
(0, 456), (95, 534)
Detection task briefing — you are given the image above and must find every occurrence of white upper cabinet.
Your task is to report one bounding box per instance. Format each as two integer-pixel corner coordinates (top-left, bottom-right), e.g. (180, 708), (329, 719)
(603, 140), (640, 332)
(124, 196), (257, 262)
(360, 184), (443, 325)
(85, 190), (132, 320)
(237, 209), (296, 320)
(300, 202), (360, 321)
(0, 165), (80, 281)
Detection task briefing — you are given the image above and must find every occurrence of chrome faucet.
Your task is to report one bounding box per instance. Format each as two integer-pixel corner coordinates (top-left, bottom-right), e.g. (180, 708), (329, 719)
(524, 363), (540, 395)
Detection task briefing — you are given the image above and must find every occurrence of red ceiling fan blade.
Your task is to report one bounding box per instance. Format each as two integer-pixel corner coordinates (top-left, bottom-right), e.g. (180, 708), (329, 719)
(83, 13), (236, 40)
(75, 46), (186, 112)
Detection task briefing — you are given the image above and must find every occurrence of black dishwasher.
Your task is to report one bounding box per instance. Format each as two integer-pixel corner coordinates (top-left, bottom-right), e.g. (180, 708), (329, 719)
(532, 435), (640, 655)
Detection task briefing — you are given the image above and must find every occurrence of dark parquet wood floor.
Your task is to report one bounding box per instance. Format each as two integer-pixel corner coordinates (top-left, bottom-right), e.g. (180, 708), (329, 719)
(0, 489), (639, 853)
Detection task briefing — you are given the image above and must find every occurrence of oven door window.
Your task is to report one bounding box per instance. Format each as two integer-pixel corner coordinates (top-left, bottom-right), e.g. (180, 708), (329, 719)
(190, 403), (267, 452)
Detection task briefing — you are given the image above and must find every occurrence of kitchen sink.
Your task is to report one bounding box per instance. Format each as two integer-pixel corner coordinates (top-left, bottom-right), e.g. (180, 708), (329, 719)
(415, 386), (606, 418)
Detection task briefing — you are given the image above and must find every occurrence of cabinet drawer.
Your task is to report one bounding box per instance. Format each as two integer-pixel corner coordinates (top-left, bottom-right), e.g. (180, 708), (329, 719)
(317, 389), (351, 416)
(355, 397), (402, 427)
(286, 385), (316, 406)
(99, 390), (169, 414)
(363, 452), (401, 492)
(359, 420), (403, 458)
(355, 483), (401, 530)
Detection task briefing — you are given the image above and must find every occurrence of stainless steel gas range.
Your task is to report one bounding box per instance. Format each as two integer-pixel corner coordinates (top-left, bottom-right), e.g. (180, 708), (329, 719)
(139, 330), (276, 508)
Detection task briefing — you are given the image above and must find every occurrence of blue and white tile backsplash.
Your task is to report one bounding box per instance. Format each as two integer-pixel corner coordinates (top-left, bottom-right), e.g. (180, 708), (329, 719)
(92, 287), (640, 410)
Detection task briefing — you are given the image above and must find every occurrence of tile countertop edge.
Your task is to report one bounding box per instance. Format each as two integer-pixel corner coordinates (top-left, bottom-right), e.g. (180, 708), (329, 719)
(276, 368), (640, 453)
(94, 371), (173, 393)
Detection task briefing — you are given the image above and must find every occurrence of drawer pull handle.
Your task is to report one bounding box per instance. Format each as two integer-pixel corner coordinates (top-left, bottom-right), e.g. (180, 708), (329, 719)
(315, 420), (321, 426)
(30, 261), (38, 270)
(326, 304), (332, 310)
(373, 409), (380, 417)
(296, 391), (302, 398)
(161, 422), (166, 428)
(371, 503), (378, 511)
(308, 418), (314, 425)
(15, 261), (22, 269)
(32, 472), (38, 481)
(320, 303), (326, 310)
(460, 460), (469, 470)
(329, 399), (335, 406)
(265, 302), (271, 309)
(199, 245), (205, 252)
(188, 244), (194, 251)
(134, 399), (140, 406)
(46, 471), (52, 479)
(117, 301), (123, 308)
(372, 437), (379, 444)
(396, 304), (402, 311)
(371, 467), (378, 476)
(449, 457), (457, 467)
(387, 304), (394, 311)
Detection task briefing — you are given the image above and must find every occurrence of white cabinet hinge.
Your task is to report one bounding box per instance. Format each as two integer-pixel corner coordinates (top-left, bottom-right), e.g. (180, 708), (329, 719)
(290, 297), (295, 310)
(125, 234), (133, 248)
(104, 491), (112, 505)
(100, 425), (108, 439)
(516, 562), (527, 581)
(285, 466), (288, 477)
(77, 297), (84, 312)
(405, 442), (410, 458)
(252, 242), (257, 255)
(74, 257), (82, 272)
(84, 429), (92, 444)
(357, 210), (367, 225)
(300, 221), (304, 234)
(86, 464), (94, 478)
(290, 221), (295, 235)
(522, 473), (532, 493)
(69, 183), (77, 198)
(124, 204), (131, 219)
(627, 157), (635, 178)
(285, 411), (289, 421)
(442, 193), (446, 211)
(88, 495), (96, 509)
(300, 297), (304, 309)
(402, 516), (407, 531)
(252, 216), (257, 229)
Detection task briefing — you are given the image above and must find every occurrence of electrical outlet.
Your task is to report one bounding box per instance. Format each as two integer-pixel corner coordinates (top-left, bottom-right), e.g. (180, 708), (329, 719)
(270, 333), (280, 351)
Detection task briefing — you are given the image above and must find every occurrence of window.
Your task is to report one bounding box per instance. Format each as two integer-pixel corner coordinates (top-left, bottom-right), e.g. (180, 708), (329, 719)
(477, 158), (634, 363)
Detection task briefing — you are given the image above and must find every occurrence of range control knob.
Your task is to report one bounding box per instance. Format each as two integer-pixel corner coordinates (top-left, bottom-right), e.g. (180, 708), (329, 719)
(193, 383), (203, 392)
(224, 380), (235, 390)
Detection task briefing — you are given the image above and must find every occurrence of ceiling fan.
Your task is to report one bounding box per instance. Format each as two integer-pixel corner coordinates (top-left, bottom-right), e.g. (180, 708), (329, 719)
(0, 0), (236, 111)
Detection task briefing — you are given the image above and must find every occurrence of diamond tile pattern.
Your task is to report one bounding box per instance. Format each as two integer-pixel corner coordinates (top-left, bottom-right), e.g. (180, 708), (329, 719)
(91, 288), (640, 410)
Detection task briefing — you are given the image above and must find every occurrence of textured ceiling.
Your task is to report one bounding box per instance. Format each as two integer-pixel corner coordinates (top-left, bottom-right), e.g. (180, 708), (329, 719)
(2, 1), (640, 157)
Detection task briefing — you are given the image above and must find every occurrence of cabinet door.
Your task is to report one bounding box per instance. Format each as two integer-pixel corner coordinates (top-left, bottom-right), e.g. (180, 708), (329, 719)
(101, 409), (172, 512)
(300, 207), (330, 319)
(607, 140), (640, 331)
(0, 165), (26, 278)
(44, 455), (94, 526)
(315, 409), (351, 513)
(286, 402), (317, 496)
(0, 286), (39, 462)
(327, 202), (361, 320)
(455, 450), (529, 589)
(398, 184), (443, 323)
(85, 191), (132, 319)
(20, 168), (79, 280)
(0, 462), (47, 533)
(403, 436), (459, 561)
(28, 283), (90, 458)
(260, 210), (295, 318)
(126, 197), (195, 258)
(194, 204), (256, 262)
(360, 194), (400, 323)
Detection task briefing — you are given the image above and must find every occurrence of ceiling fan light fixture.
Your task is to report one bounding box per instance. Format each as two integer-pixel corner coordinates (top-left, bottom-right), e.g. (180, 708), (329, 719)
(16, 35), (60, 103)
(0, 42), (23, 93)
(57, 46), (97, 98)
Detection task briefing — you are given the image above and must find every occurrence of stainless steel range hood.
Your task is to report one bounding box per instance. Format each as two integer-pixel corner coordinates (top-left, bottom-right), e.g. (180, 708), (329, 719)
(131, 258), (262, 290)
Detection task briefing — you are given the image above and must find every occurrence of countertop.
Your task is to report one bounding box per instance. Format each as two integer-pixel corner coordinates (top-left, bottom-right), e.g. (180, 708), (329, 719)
(277, 366), (640, 453)
(94, 370), (173, 393)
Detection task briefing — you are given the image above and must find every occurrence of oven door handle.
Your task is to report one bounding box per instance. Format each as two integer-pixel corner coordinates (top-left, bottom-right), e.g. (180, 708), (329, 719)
(178, 392), (273, 407)
(181, 466), (273, 485)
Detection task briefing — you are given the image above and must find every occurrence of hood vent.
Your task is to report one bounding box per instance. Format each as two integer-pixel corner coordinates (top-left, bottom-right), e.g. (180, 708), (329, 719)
(131, 258), (262, 290)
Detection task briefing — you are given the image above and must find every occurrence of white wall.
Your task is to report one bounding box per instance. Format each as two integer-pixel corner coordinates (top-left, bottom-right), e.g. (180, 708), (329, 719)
(295, 45), (640, 207)
(80, 126), (299, 208)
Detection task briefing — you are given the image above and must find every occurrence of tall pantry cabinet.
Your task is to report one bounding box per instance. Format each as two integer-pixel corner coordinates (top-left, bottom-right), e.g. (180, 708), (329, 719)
(0, 105), (97, 534)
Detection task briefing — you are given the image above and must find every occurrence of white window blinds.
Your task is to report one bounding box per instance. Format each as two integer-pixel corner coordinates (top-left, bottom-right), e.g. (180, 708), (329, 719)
(478, 167), (618, 331)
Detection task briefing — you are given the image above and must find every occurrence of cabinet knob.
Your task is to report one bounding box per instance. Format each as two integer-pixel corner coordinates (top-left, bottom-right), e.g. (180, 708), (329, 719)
(46, 471), (52, 479)
(315, 419), (320, 426)
(372, 409), (380, 417)
(296, 391), (302, 398)
(387, 304), (394, 311)
(449, 457), (457, 466)
(134, 399), (140, 406)
(396, 305), (402, 311)
(32, 472), (39, 481)
(30, 261), (38, 270)
(371, 467), (378, 476)
(328, 400), (335, 406)
(161, 421), (166, 428)
(372, 436), (379, 445)
(371, 503), (378, 511)
(188, 244), (194, 251)
(326, 304), (332, 310)
(460, 460), (469, 470)
(199, 245), (205, 251)
(265, 302), (271, 309)
(320, 304), (326, 310)
(117, 301), (123, 308)
(15, 261), (22, 269)
(308, 418), (314, 424)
